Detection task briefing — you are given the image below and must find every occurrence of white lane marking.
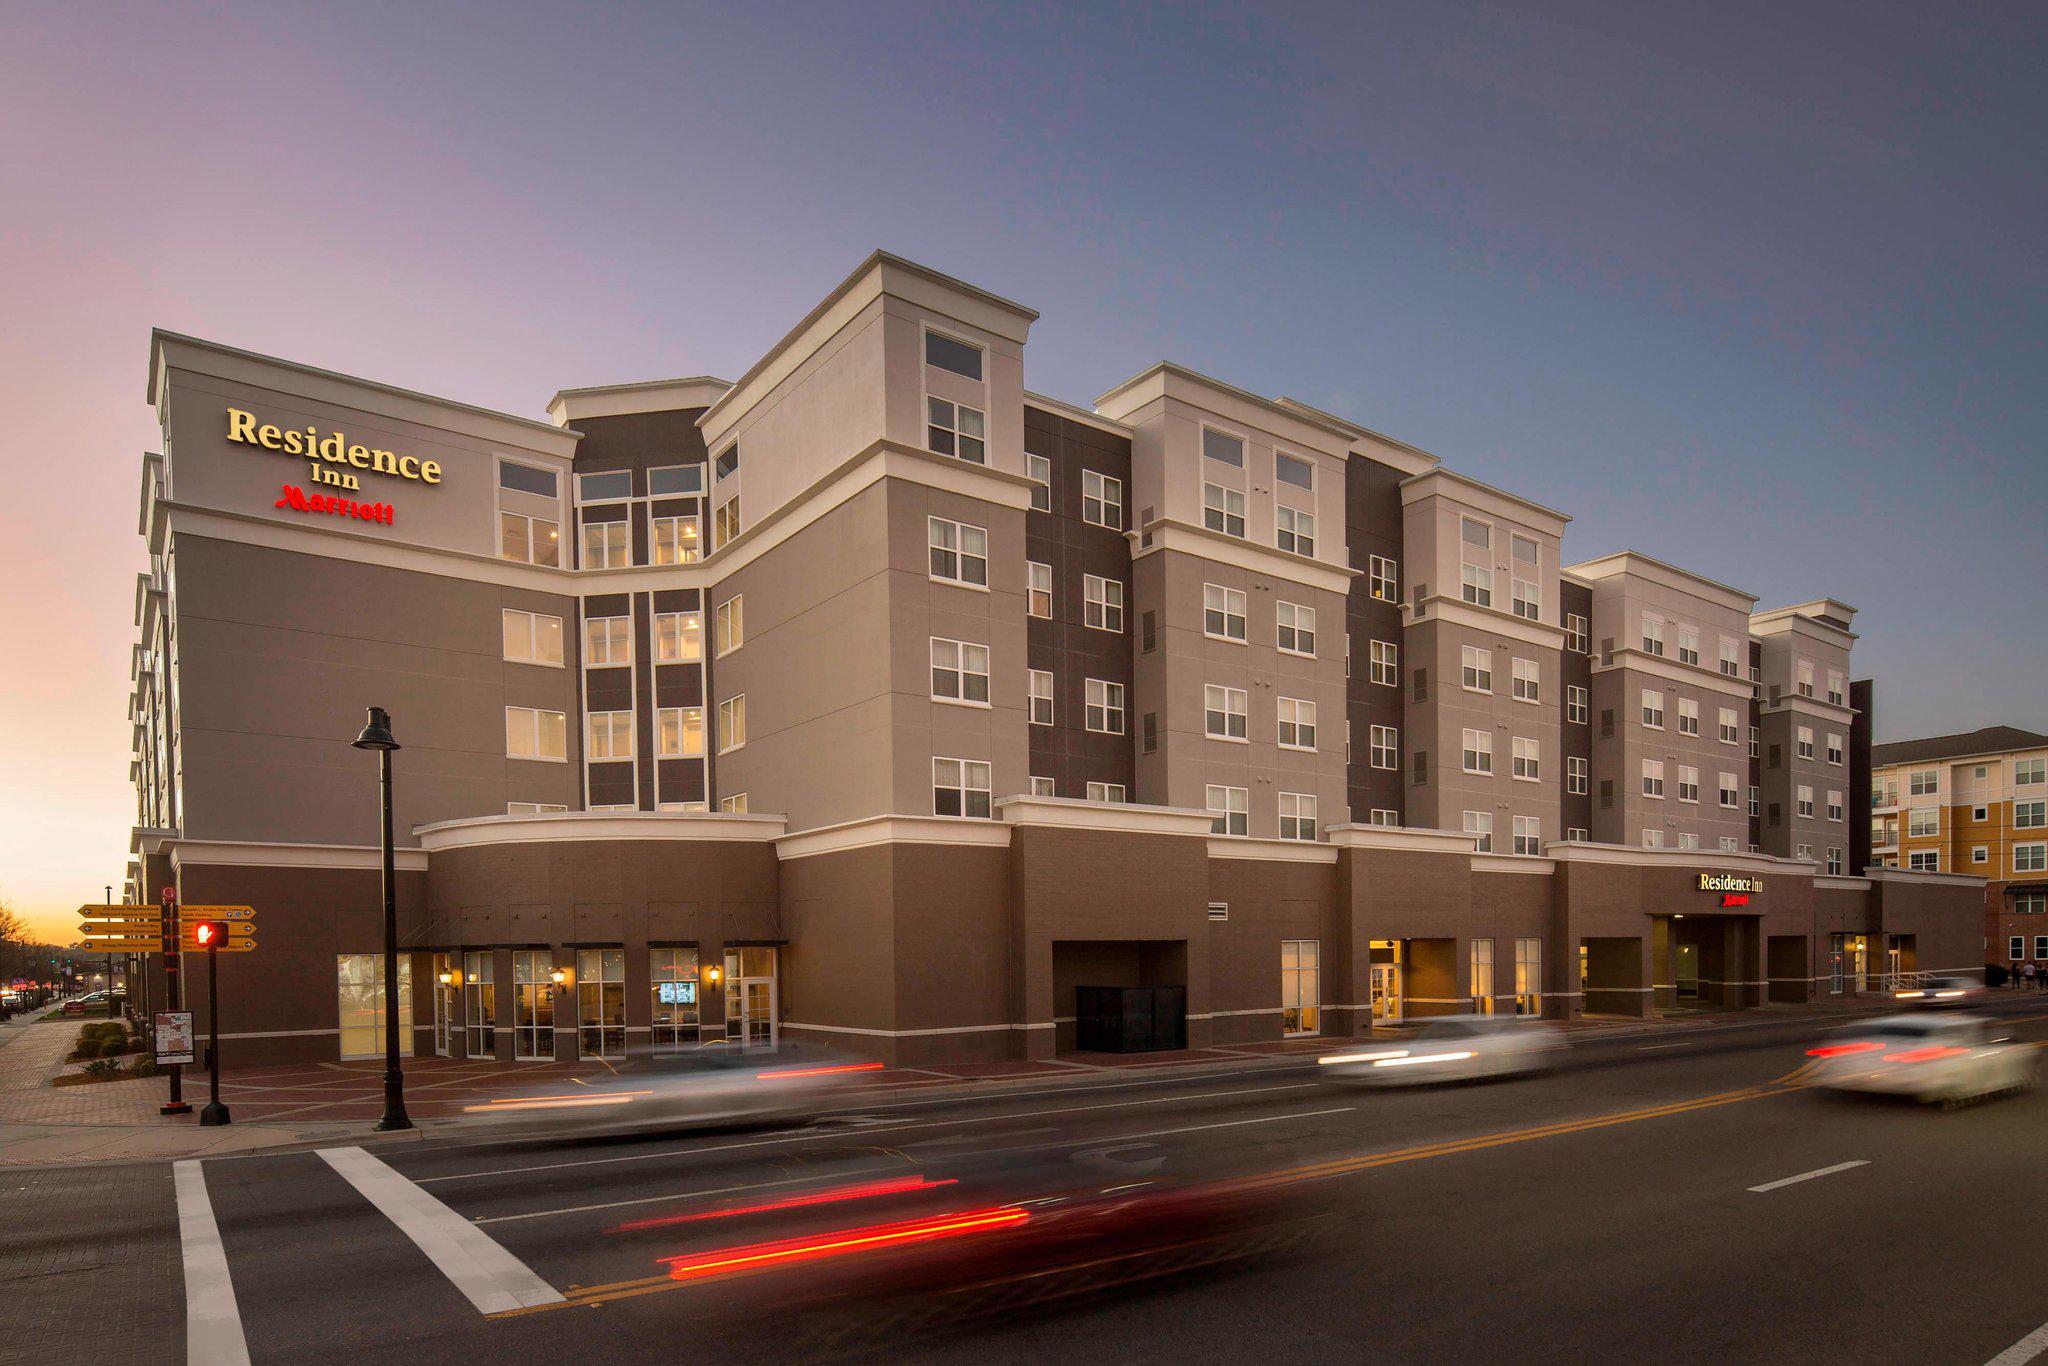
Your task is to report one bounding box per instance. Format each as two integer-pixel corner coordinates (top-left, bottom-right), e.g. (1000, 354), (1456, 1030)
(1984, 1316), (2048, 1366)
(476, 1163), (903, 1226)
(1637, 1042), (1692, 1051)
(317, 1146), (565, 1314)
(174, 1161), (252, 1366)
(1748, 1160), (1869, 1193)
(417, 1082), (1323, 1185)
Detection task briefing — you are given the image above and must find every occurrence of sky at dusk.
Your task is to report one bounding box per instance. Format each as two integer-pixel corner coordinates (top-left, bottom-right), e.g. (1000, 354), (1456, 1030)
(1, 1), (2042, 942)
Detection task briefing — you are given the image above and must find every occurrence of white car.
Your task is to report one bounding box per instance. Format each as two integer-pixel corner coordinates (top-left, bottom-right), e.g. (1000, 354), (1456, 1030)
(462, 1043), (880, 1135)
(1316, 1017), (1567, 1086)
(1807, 1014), (2036, 1107)
(1890, 976), (1986, 1009)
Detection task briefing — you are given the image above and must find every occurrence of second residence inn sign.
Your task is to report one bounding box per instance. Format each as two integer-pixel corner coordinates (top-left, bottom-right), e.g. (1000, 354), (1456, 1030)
(227, 406), (445, 527)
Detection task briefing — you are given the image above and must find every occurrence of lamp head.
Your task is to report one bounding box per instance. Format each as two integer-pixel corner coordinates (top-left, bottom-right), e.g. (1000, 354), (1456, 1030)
(352, 706), (400, 753)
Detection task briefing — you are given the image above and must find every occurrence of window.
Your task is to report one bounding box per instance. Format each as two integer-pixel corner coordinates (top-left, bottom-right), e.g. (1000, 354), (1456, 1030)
(1026, 453), (1052, 511)
(1974, 846), (1990, 865)
(927, 396), (987, 463)
(2017, 800), (2046, 830)
(1370, 724), (1398, 770)
(1462, 646), (1493, 693)
(1641, 689), (1664, 729)
(1796, 785), (1815, 819)
(717, 695), (745, 753)
(506, 706), (567, 761)
(507, 802), (568, 815)
(1826, 670), (1845, 707)
(1199, 583), (1246, 641)
(1642, 759), (1665, 798)
(928, 517), (988, 587)
(1512, 578), (1540, 622)
(715, 596), (744, 655)
(575, 946), (627, 1059)
(337, 954), (413, 1061)
(1086, 679), (1125, 734)
(1566, 684), (1587, 724)
(1719, 638), (1741, 676)
(1207, 785), (1249, 836)
(924, 330), (984, 379)
(1566, 613), (1589, 653)
(1513, 815), (1541, 857)
(1199, 482), (1250, 539)
(1642, 830), (1665, 849)
(1974, 805), (1990, 822)
(1276, 506), (1315, 557)
(1719, 708), (1739, 744)
(933, 757), (993, 818)
(1275, 451), (1315, 490)
(1720, 837), (1739, 853)
(502, 608), (564, 666)
(1202, 427), (1245, 467)
(1909, 768), (1939, 796)
(651, 515), (700, 565)
(587, 710), (633, 761)
(1030, 776), (1055, 797)
(1668, 698), (1695, 737)
(1087, 782), (1127, 804)
(1641, 615), (1665, 657)
(1028, 670), (1053, 726)
(1461, 562), (1493, 608)
(585, 615), (631, 667)
(1671, 832), (1697, 851)
(1205, 685), (1247, 741)
(581, 519), (629, 569)
(1512, 736), (1540, 781)
(711, 495), (742, 549)
(654, 611), (702, 663)
(1278, 697), (1317, 751)
(500, 511), (561, 566)
(1461, 516), (1491, 555)
(1567, 755), (1588, 794)
(1281, 939), (1320, 1034)
(1083, 575), (1124, 632)
(1512, 658), (1540, 703)
(1026, 561), (1052, 618)
(1826, 790), (1844, 822)
(1414, 750), (1430, 785)
(2018, 892), (2048, 914)
(1720, 773), (1740, 808)
(1796, 725), (1815, 760)
(1268, 601), (1315, 656)
(1677, 766), (1699, 803)
(1462, 728), (1493, 775)
(1796, 659), (1815, 698)
(1749, 785), (1760, 817)
(648, 465), (704, 498)
(1463, 810), (1493, 853)
(2018, 844), (2048, 874)
(1369, 809), (1399, 827)
(930, 638), (991, 704)
(650, 946), (700, 1050)
(2019, 758), (2046, 785)
(499, 459), (558, 498)
(1278, 793), (1318, 842)
(1082, 470), (1122, 528)
(1676, 626), (1700, 667)
(657, 706), (705, 758)
(1369, 556), (1398, 602)
(1370, 639), (1397, 686)
(1749, 726), (1760, 759)
(1908, 850), (1940, 872)
(2012, 936), (2026, 962)
(718, 793), (748, 814)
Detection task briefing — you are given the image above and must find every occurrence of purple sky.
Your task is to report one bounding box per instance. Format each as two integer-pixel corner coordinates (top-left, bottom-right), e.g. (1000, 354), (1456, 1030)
(3, 1), (2042, 940)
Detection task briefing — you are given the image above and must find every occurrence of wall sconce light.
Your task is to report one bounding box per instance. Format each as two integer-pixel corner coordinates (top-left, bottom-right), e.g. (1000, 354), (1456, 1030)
(704, 964), (723, 987)
(437, 971), (453, 986)
(550, 968), (569, 987)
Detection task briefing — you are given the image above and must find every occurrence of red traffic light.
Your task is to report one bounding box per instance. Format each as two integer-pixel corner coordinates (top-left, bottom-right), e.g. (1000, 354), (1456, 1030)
(191, 921), (226, 947)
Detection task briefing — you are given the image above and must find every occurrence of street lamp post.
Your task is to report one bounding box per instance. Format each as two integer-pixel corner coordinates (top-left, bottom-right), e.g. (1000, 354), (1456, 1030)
(352, 706), (412, 1132)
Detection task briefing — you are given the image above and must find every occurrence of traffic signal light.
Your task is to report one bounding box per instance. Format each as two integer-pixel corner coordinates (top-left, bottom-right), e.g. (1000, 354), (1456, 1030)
(191, 921), (227, 948)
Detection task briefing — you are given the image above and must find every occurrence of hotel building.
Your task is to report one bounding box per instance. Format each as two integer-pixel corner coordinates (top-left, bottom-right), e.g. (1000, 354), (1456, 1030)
(1871, 725), (2048, 974)
(123, 251), (1983, 1066)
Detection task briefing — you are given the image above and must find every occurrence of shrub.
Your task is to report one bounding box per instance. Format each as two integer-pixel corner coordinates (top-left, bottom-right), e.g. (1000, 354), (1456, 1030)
(82, 1058), (121, 1079)
(98, 1038), (132, 1058)
(126, 1057), (161, 1078)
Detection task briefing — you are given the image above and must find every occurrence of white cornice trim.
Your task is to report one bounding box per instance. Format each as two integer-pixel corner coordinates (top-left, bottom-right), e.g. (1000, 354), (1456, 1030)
(1750, 609), (1857, 647)
(1594, 649), (1757, 703)
(168, 839), (431, 872)
(1326, 824), (1479, 854)
(1272, 397), (1442, 475)
(1546, 840), (1812, 875)
(416, 811), (786, 853)
(1130, 520), (1356, 596)
(1094, 362), (1356, 446)
(775, 814), (1012, 861)
(1207, 836), (1340, 864)
(1406, 596), (1568, 649)
(1399, 468), (1570, 535)
(1563, 551), (1757, 614)
(1473, 854), (1555, 875)
(1760, 694), (1858, 725)
(996, 796), (1215, 838)
(1862, 866), (1988, 889)
(1814, 876), (1873, 891)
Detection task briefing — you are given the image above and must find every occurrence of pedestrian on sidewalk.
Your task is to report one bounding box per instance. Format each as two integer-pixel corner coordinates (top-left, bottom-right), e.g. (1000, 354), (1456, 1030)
(2025, 961), (2040, 991)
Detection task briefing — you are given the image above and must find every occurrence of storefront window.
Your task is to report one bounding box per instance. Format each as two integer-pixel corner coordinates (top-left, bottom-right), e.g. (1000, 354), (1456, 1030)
(337, 954), (412, 1061)
(1513, 938), (1542, 1016)
(651, 947), (701, 1051)
(1469, 938), (1495, 1015)
(464, 951), (496, 1057)
(1281, 940), (1320, 1035)
(513, 950), (555, 1060)
(576, 948), (626, 1058)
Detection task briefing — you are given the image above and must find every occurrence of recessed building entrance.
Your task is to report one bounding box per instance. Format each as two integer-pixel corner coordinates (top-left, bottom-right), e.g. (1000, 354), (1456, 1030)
(1369, 941), (1404, 1022)
(1053, 940), (1188, 1053)
(723, 947), (778, 1049)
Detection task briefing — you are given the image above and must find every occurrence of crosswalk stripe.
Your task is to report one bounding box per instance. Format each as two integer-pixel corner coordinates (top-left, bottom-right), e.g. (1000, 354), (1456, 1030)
(317, 1146), (566, 1314)
(174, 1160), (252, 1366)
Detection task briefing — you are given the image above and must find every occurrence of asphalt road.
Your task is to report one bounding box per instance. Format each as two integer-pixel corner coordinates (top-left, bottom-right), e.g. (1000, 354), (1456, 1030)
(9, 1001), (2048, 1366)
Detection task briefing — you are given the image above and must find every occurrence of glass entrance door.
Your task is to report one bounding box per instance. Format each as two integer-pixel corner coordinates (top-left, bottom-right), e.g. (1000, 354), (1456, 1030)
(723, 947), (777, 1049)
(1513, 938), (1542, 1016)
(1370, 964), (1403, 1022)
(512, 950), (555, 1060)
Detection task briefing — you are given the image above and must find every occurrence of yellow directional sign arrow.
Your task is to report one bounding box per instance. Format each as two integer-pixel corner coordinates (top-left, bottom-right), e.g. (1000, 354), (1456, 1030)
(77, 940), (161, 953)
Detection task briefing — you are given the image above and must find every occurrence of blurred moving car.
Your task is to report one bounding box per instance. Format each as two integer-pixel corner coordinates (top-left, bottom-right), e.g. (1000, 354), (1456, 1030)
(1315, 1016), (1566, 1086)
(1891, 976), (1984, 1009)
(463, 1042), (880, 1135)
(1807, 1014), (2036, 1107)
(60, 992), (110, 1017)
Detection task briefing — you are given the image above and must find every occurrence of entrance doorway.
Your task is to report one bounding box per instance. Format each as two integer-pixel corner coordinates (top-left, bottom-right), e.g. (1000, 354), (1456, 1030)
(1469, 938), (1495, 1015)
(1674, 943), (1701, 999)
(512, 949), (555, 1060)
(431, 953), (454, 1057)
(724, 947), (777, 1049)
(1828, 933), (1869, 995)
(1369, 939), (1404, 1022)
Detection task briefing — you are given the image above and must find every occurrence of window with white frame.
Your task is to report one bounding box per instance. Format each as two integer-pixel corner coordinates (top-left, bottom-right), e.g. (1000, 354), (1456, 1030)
(654, 611), (701, 663)
(933, 757), (993, 818)
(925, 330), (984, 379)
(502, 608), (564, 667)
(927, 396), (986, 463)
(585, 615), (631, 667)
(1028, 669), (1053, 725)
(717, 695), (745, 753)
(1909, 768), (1938, 796)
(1568, 755), (1588, 794)
(1087, 782), (1127, 804)
(648, 465), (704, 498)
(1207, 785), (1249, 836)
(1203, 482), (1246, 538)
(1512, 657), (1540, 703)
(1370, 724), (1398, 770)
(508, 802), (569, 815)
(715, 596), (744, 656)
(1677, 626), (1700, 667)
(1463, 810), (1493, 853)
(1566, 612), (1589, 653)
(1279, 792), (1319, 842)
(1205, 685), (1247, 741)
(2014, 936), (2028, 961)
(1027, 561), (1052, 617)
(1675, 833), (1698, 851)
(1642, 830), (1665, 849)
(1202, 427), (1245, 467)
(2018, 843), (2048, 874)
(1796, 785), (1815, 819)
(1510, 577), (1538, 621)
(1821, 848), (1840, 875)
(1370, 639), (1398, 686)
(587, 710), (633, 761)
(1908, 850), (1939, 871)
(657, 706), (705, 758)
(1461, 561), (1492, 608)
(651, 515), (700, 565)
(1200, 582), (1248, 642)
(1463, 728), (1493, 775)
(1826, 733), (1843, 765)
(1275, 451), (1315, 491)
(1030, 776), (1055, 797)
(1462, 646), (1493, 693)
(1826, 790), (1843, 822)
(1513, 815), (1541, 856)
(2018, 758), (2046, 785)
(1370, 808), (1400, 827)
(1720, 836), (1739, 853)
(1719, 638), (1741, 676)
(1082, 470), (1122, 528)
(499, 511), (560, 566)
(1276, 601), (1315, 655)
(1085, 679), (1125, 734)
(1566, 684), (1587, 724)
(1276, 506), (1316, 557)
(1826, 670), (1845, 706)
(1719, 707), (1739, 744)
(1719, 773), (1740, 808)
(1677, 697), (1699, 736)
(1796, 659), (1816, 698)
(1749, 785), (1760, 817)
(581, 519), (629, 569)
(1678, 765), (1699, 803)
(2017, 800), (2047, 830)
(1642, 759), (1665, 798)
(1369, 555), (1397, 602)
(1749, 726), (1760, 758)
(505, 706), (567, 762)
(1083, 575), (1124, 632)
(1278, 697), (1317, 751)
(1641, 615), (1664, 656)
(1796, 725), (1815, 760)
(928, 517), (988, 587)
(718, 793), (748, 814)
(1512, 736), (1540, 781)
(930, 638), (990, 705)
(1641, 689), (1664, 729)
(1974, 846), (1990, 865)
(1026, 453), (1052, 511)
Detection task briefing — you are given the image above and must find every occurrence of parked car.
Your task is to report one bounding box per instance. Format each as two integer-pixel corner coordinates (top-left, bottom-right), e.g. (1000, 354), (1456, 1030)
(60, 992), (110, 1017)
(1807, 1014), (2036, 1107)
(1891, 976), (1984, 1009)
(1316, 1016), (1567, 1086)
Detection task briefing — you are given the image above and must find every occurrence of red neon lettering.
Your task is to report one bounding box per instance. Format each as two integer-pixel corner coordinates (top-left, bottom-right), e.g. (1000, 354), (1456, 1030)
(273, 485), (394, 526)
(1720, 893), (1749, 907)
